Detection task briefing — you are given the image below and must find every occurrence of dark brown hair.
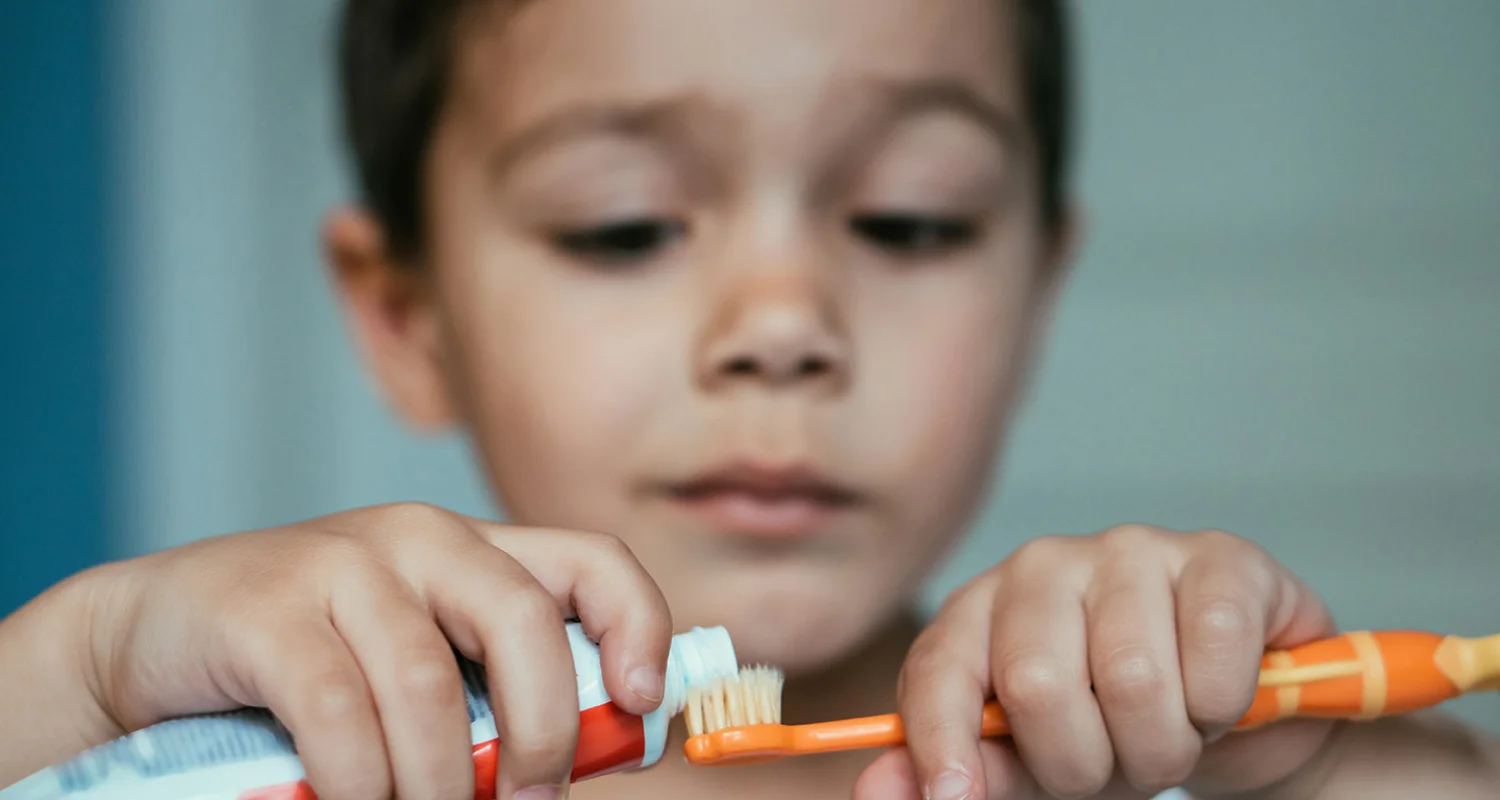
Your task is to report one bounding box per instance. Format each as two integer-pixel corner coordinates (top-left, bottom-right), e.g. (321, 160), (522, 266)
(337, 0), (1073, 260)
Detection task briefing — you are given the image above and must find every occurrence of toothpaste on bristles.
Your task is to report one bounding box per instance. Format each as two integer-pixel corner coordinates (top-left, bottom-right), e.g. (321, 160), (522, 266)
(684, 665), (785, 736)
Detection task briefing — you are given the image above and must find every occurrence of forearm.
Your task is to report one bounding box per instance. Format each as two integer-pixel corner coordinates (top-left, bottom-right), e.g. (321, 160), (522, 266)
(1212, 714), (1500, 800)
(0, 566), (129, 787)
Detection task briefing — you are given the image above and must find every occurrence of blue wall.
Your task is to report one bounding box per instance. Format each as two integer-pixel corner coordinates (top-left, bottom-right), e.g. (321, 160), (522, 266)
(0, 1), (109, 615)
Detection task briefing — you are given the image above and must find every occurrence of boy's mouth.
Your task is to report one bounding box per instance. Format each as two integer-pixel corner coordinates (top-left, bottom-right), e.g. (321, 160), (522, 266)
(657, 462), (863, 539)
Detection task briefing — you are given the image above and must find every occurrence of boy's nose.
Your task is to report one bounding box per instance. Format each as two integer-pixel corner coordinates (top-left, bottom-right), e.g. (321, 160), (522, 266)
(696, 272), (849, 394)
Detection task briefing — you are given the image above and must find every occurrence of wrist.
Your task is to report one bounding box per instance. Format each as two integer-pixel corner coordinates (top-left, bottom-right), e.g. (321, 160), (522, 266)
(0, 562), (138, 786)
(72, 559), (145, 733)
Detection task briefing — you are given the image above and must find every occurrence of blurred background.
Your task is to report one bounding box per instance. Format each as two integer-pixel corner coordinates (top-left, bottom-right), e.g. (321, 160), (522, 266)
(1, 1), (1496, 730)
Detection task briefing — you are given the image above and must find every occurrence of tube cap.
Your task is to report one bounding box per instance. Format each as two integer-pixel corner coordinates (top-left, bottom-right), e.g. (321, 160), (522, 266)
(662, 626), (739, 715)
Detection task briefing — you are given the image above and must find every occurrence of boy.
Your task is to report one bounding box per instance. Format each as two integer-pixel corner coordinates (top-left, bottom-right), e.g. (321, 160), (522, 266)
(2, 0), (1496, 798)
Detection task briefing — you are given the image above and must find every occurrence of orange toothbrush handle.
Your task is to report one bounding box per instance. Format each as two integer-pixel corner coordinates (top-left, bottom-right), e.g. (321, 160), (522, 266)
(791, 702), (1011, 754)
(979, 701), (1010, 737)
(1237, 630), (1465, 729)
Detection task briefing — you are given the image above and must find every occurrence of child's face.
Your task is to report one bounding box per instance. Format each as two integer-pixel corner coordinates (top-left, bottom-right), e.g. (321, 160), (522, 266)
(330, 0), (1073, 672)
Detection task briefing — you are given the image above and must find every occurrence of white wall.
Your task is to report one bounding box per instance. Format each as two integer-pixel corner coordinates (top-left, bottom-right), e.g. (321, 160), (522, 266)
(112, 1), (1500, 729)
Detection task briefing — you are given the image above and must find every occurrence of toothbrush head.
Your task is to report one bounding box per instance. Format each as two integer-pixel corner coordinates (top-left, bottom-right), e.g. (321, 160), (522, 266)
(682, 665), (789, 765)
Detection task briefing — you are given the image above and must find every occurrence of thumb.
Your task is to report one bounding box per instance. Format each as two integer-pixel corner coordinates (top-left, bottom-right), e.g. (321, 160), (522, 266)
(972, 739), (1044, 799)
(853, 748), (919, 800)
(852, 743), (1046, 800)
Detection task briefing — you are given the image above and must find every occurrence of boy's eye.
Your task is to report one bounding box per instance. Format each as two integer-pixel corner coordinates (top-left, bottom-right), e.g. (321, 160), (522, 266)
(553, 218), (686, 265)
(849, 213), (978, 256)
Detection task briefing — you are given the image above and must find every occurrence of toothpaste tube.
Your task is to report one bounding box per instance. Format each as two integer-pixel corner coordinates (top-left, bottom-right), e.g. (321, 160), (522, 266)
(1, 623), (738, 800)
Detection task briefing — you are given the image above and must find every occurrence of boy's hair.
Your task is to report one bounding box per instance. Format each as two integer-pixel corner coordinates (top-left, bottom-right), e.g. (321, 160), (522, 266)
(337, 0), (1072, 261)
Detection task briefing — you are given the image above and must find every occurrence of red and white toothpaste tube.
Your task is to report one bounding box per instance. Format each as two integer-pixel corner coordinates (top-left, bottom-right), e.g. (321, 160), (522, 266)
(0, 623), (738, 800)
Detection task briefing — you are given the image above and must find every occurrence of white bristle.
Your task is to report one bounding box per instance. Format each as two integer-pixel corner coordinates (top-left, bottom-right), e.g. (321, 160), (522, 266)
(684, 665), (785, 736)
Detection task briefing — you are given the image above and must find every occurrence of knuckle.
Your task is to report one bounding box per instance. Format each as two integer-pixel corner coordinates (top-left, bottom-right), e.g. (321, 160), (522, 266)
(1010, 534), (1070, 569)
(311, 533), (376, 570)
(1097, 647), (1169, 707)
(1193, 598), (1252, 640)
(377, 502), (464, 539)
(900, 635), (951, 681)
(1100, 524), (1163, 552)
(895, 650), (938, 700)
(396, 653), (460, 706)
(303, 674), (369, 728)
(994, 654), (1073, 713)
(933, 578), (989, 618)
(1192, 527), (1246, 550)
(895, 635), (953, 702)
(1194, 528), (1272, 572)
(1189, 598), (1255, 658)
(497, 580), (559, 625)
(576, 530), (636, 561)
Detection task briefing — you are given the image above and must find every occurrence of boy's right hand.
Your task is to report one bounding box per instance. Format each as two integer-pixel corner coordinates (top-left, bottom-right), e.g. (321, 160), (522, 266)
(13, 503), (673, 800)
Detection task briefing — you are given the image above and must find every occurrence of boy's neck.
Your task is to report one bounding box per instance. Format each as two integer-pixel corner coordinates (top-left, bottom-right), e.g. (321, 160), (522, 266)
(576, 610), (924, 800)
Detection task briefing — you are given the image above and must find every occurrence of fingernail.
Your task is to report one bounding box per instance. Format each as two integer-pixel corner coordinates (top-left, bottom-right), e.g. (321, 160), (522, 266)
(513, 786), (562, 800)
(626, 665), (664, 703)
(926, 770), (973, 800)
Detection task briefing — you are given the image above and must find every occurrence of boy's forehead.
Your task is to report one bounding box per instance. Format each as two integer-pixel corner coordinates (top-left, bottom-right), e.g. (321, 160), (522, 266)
(445, 0), (1025, 144)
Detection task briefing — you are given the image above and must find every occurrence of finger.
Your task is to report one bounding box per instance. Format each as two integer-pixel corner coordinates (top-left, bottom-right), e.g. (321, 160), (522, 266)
(1086, 543), (1201, 794)
(331, 566), (473, 800)
(236, 620), (391, 800)
(414, 538), (580, 799)
(989, 578), (1112, 798)
(978, 740), (1160, 799)
(852, 748), (919, 800)
(1173, 533), (1276, 742)
(974, 739), (1044, 800)
(1256, 549), (1336, 651)
(852, 744), (1048, 800)
(479, 525), (673, 716)
(896, 582), (995, 800)
(1175, 532), (1336, 741)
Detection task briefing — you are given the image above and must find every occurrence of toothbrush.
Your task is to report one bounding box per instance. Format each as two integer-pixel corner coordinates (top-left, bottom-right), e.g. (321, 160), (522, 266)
(682, 630), (1500, 766)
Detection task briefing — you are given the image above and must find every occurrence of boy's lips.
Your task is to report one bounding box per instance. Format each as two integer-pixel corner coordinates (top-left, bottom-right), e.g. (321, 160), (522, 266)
(656, 462), (863, 539)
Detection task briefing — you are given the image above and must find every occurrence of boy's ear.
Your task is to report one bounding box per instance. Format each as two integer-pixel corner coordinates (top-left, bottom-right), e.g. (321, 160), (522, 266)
(1036, 203), (1083, 314)
(1013, 203), (1085, 404)
(322, 207), (456, 430)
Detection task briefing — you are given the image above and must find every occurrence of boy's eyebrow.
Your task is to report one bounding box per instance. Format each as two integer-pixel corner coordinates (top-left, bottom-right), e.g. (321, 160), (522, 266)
(486, 97), (708, 181)
(865, 77), (1025, 153)
(484, 79), (1021, 182)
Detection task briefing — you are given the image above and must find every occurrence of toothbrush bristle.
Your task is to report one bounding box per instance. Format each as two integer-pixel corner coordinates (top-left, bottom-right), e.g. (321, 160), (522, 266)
(684, 665), (785, 736)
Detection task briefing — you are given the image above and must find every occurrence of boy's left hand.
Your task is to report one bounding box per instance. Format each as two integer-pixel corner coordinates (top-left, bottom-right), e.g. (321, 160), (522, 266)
(855, 526), (1339, 800)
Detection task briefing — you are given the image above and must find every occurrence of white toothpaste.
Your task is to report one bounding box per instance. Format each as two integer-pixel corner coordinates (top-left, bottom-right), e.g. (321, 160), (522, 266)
(1, 623), (737, 800)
